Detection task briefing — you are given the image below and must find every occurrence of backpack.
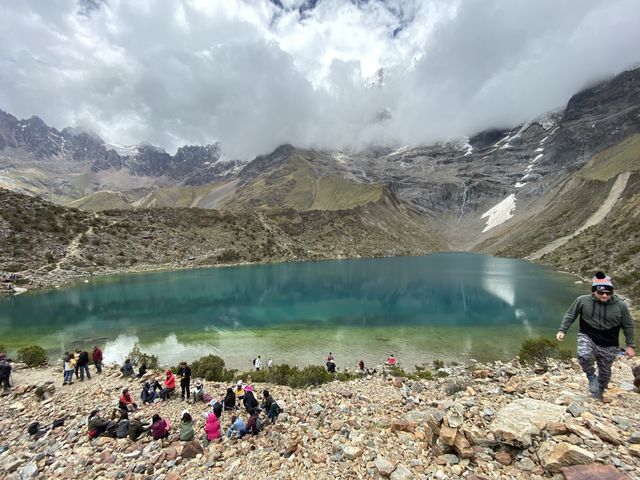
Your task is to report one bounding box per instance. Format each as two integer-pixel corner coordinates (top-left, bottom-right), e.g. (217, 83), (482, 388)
(252, 358), (256, 366)
(27, 422), (40, 435)
(202, 393), (213, 403)
(51, 418), (65, 429)
(256, 417), (264, 432)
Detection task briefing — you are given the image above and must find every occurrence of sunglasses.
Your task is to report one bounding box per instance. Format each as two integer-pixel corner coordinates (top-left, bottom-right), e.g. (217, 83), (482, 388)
(596, 290), (612, 296)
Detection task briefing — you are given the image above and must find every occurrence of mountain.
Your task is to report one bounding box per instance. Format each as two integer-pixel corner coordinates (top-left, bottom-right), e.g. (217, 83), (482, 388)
(0, 110), (242, 201)
(1, 67), (640, 303)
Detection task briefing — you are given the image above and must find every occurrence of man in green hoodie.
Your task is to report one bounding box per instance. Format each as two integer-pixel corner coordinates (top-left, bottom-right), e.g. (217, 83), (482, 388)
(557, 271), (636, 400)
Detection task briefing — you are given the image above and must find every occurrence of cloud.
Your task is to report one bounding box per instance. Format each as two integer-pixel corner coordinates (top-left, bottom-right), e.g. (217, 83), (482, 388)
(0, 0), (638, 159)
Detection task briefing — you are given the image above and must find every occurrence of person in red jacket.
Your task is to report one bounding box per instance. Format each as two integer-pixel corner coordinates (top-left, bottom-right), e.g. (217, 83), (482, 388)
(118, 388), (138, 412)
(92, 346), (103, 374)
(160, 370), (176, 400)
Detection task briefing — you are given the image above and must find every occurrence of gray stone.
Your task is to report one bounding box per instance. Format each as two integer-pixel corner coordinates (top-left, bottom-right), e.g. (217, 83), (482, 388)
(628, 432), (640, 444)
(374, 457), (396, 477)
(310, 404), (323, 416)
(491, 399), (566, 447)
(567, 403), (583, 417)
(342, 446), (362, 460)
(18, 461), (38, 479)
(390, 463), (414, 480)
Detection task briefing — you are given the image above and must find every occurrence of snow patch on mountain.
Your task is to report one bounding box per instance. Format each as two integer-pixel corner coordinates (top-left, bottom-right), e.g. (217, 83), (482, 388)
(105, 142), (138, 157)
(481, 194), (516, 232)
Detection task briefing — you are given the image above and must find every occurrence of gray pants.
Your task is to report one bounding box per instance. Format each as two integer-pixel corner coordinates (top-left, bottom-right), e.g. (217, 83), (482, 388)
(577, 333), (618, 391)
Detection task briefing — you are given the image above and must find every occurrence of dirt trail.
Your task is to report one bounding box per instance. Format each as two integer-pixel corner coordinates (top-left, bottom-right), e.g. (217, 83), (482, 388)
(527, 172), (630, 261)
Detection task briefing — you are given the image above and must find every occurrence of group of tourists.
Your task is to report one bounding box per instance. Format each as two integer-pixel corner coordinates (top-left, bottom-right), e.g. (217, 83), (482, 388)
(86, 373), (282, 445)
(61, 346), (103, 385)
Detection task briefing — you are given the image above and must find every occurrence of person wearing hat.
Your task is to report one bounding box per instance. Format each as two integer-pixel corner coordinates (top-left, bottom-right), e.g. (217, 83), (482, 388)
(233, 380), (245, 401)
(191, 379), (205, 403)
(557, 271), (636, 400)
(242, 385), (258, 413)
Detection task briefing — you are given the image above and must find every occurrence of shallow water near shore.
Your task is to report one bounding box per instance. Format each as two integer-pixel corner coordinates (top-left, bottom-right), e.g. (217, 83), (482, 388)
(0, 253), (584, 369)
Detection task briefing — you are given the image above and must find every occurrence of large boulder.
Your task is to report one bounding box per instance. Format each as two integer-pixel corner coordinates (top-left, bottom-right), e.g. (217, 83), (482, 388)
(491, 399), (565, 447)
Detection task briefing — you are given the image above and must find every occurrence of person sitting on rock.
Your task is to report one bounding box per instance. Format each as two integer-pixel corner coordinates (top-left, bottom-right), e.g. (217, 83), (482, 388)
(150, 414), (170, 440)
(118, 388), (139, 412)
(260, 389), (273, 415)
(233, 380), (245, 401)
(238, 408), (260, 438)
(120, 359), (134, 377)
(191, 380), (205, 403)
(136, 362), (148, 379)
(141, 381), (158, 404)
(385, 354), (397, 366)
(222, 387), (236, 410)
(358, 359), (365, 372)
(87, 408), (110, 438)
(128, 412), (151, 440)
(242, 385), (258, 413)
(203, 410), (221, 444)
(180, 410), (195, 441)
(226, 415), (244, 438)
(160, 369), (176, 400)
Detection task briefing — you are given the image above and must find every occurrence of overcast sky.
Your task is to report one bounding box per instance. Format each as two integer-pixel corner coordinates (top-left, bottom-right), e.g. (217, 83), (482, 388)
(1, 0), (639, 159)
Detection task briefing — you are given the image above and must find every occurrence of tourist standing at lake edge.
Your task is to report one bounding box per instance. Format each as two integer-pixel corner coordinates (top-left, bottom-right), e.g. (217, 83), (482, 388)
(557, 271), (636, 401)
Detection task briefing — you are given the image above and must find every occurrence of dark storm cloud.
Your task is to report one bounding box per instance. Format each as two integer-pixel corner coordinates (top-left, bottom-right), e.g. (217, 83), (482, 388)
(0, 0), (638, 159)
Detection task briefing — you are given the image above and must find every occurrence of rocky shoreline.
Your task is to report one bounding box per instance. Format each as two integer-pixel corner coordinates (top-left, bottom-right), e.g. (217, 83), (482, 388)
(1, 357), (640, 480)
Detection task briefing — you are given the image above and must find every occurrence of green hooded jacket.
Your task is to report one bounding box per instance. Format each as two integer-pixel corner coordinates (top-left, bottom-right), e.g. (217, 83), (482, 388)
(559, 294), (636, 348)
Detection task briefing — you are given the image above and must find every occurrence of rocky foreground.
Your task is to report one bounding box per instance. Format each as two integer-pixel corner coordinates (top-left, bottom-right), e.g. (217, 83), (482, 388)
(1, 358), (640, 480)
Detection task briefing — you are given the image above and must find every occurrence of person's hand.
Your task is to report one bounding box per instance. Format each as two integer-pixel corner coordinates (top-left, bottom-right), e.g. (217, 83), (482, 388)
(556, 332), (565, 341)
(626, 346), (635, 359)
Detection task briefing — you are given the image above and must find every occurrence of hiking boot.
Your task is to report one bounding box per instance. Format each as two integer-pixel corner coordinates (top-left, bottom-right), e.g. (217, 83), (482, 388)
(591, 389), (604, 401)
(587, 375), (599, 394)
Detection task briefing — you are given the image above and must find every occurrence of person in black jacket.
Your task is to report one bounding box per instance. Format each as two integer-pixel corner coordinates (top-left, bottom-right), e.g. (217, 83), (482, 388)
(178, 361), (192, 400)
(77, 350), (91, 381)
(0, 355), (12, 394)
(222, 387), (236, 410)
(242, 386), (258, 413)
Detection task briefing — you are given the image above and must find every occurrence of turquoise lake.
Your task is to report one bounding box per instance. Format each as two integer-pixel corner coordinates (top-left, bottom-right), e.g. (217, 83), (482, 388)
(0, 253), (585, 370)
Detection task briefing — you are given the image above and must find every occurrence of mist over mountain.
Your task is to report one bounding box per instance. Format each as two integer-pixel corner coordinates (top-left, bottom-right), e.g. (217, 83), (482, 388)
(1, 66), (640, 303)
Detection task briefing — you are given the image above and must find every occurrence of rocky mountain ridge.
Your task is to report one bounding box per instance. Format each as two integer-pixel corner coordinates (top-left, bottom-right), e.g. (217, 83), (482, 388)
(1, 67), (640, 304)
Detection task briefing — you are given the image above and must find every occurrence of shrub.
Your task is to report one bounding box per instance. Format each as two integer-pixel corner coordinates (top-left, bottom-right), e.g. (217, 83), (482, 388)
(558, 348), (574, 363)
(127, 344), (159, 370)
(190, 354), (235, 382)
(436, 370), (449, 378)
(416, 370), (433, 380)
(518, 337), (558, 372)
(288, 365), (333, 388)
(17, 345), (48, 367)
(433, 359), (445, 370)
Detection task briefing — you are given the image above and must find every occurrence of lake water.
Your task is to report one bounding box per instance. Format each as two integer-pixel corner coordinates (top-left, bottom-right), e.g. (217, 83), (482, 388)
(0, 253), (584, 370)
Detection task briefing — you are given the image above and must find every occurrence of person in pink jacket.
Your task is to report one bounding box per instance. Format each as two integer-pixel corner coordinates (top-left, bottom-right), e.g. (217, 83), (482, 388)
(204, 412), (221, 444)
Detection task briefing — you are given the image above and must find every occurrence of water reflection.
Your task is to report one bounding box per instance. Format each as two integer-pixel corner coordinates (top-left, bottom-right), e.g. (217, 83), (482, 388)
(0, 253), (583, 367)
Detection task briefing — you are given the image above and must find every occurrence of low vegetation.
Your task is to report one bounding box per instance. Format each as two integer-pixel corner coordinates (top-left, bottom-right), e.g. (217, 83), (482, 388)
(127, 344), (159, 370)
(16, 345), (48, 367)
(518, 337), (572, 372)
